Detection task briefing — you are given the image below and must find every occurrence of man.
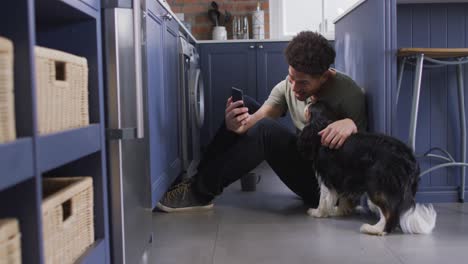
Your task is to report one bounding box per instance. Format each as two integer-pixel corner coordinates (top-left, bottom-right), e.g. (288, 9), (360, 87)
(157, 31), (367, 212)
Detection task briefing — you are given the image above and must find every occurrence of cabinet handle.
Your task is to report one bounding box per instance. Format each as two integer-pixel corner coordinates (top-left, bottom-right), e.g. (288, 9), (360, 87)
(258, 45), (264, 49)
(194, 69), (205, 128)
(133, 0), (144, 139)
(163, 13), (173, 21)
(249, 45), (255, 49)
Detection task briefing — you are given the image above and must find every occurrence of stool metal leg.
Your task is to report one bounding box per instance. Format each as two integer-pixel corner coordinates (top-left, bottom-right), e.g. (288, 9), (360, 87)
(396, 57), (407, 107)
(409, 54), (425, 151)
(456, 63), (466, 202)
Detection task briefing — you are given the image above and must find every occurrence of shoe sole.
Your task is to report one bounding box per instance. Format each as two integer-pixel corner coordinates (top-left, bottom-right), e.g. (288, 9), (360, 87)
(156, 202), (214, 213)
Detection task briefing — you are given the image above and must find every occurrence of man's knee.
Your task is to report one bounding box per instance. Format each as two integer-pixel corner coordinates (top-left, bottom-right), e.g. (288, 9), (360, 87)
(246, 118), (285, 141)
(251, 118), (277, 132)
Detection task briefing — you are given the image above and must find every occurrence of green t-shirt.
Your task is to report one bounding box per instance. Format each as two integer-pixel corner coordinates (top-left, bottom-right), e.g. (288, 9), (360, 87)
(264, 71), (368, 132)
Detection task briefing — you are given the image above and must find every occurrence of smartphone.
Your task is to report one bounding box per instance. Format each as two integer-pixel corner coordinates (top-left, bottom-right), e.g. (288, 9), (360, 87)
(231, 87), (244, 107)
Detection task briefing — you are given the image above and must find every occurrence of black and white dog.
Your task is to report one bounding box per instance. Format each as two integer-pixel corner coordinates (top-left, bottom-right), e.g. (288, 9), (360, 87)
(298, 100), (436, 235)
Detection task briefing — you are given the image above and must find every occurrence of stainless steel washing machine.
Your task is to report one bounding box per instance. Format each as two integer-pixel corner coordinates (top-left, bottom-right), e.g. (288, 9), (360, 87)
(179, 35), (205, 176)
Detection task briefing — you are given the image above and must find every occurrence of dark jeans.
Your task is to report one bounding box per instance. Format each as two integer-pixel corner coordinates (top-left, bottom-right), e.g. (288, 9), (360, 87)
(193, 96), (319, 206)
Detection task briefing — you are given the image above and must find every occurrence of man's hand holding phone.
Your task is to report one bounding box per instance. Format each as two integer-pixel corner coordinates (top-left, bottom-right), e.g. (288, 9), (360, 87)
(226, 87), (249, 134)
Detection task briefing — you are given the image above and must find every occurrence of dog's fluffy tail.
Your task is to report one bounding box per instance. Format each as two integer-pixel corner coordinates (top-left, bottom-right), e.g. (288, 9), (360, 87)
(399, 203), (437, 234)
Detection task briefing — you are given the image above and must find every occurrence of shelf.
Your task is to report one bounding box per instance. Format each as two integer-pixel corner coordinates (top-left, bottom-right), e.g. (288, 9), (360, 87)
(78, 0), (99, 11)
(0, 138), (35, 192)
(2, 1), (109, 263)
(35, 0), (98, 28)
(37, 124), (101, 172)
(75, 239), (106, 264)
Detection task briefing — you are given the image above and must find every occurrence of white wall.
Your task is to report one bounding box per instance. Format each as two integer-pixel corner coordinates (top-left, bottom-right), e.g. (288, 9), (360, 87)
(269, 0), (361, 39)
(270, 0), (321, 38)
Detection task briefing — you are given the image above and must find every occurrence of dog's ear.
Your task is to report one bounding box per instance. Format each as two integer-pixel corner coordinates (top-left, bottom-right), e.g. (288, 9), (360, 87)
(297, 122), (321, 160)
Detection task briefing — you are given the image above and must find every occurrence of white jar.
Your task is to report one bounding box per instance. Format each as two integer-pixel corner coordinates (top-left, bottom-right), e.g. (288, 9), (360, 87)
(252, 2), (265, 39)
(212, 26), (227, 40)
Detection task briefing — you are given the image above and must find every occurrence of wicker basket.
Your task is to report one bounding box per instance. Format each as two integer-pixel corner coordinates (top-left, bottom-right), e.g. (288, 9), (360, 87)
(42, 177), (94, 264)
(0, 36), (17, 143)
(0, 218), (21, 264)
(35, 46), (89, 135)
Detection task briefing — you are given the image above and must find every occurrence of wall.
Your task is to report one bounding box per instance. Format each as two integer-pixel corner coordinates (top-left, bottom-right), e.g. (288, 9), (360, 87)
(167, 0), (269, 40)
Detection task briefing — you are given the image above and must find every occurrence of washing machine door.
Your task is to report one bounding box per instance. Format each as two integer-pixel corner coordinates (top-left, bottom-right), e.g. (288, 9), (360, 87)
(192, 68), (205, 128)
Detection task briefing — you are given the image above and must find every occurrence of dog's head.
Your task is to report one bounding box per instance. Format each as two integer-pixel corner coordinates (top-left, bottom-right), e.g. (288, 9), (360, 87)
(297, 100), (338, 160)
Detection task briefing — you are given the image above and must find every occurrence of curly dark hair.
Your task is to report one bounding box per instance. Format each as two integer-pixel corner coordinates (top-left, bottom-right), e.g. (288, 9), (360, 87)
(285, 31), (335, 76)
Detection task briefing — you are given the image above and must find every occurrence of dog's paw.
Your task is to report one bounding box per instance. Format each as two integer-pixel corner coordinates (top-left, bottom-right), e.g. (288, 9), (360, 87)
(307, 208), (329, 218)
(360, 223), (387, 236)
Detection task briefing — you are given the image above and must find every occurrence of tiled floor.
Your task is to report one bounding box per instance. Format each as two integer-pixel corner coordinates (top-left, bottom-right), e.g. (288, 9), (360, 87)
(152, 162), (468, 264)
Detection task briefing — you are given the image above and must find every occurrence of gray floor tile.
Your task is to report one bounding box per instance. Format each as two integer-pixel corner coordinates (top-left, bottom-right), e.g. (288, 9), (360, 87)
(214, 221), (400, 264)
(387, 245), (467, 264)
(151, 163), (468, 264)
(151, 212), (219, 264)
(212, 163), (314, 225)
(436, 202), (468, 214)
(213, 190), (310, 225)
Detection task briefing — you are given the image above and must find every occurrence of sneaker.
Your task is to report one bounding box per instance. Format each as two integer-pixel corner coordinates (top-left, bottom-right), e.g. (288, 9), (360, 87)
(156, 182), (213, 213)
(167, 176), (192, 191)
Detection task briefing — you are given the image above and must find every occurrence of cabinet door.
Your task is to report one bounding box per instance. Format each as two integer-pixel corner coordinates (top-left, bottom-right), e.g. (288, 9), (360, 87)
(164, 18), (181, 184)
(256, 42), (289, 102)
(199, 43), (257, 146)
(146, 10), (167, 206)
(256, 42), (294, 132)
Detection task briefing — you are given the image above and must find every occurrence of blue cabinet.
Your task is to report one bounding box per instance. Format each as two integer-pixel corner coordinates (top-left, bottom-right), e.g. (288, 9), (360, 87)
(146, 1), (181, 207)
(199, 43), (257, 146)
(256, 43), (290, 102)
(164, 18), (182, 193)
(146, 5), (166, 208)
(255, 43), (294, 131)
(199, 42), (290, 146)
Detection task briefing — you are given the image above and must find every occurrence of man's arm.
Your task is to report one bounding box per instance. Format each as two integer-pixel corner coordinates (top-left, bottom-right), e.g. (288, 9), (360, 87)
(225, 97), (283, 134)
(318, 118), (357, 149)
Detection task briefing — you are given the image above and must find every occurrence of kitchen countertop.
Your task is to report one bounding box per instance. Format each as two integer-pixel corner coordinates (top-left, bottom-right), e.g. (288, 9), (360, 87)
(397, 0), (468, 3)
(160, 0), (291, 44)
(157, 0), (197, 43)
(197, 38), (292, 44)
(332, 0), (367, 24)
(158, 0), (333, 44)
(159, 1), (291, 44)
(334, 0), (468, 25)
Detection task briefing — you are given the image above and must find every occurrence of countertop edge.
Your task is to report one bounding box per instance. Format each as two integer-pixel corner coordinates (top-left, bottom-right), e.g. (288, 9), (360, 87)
(333, 0), (368, 24)
(397, 0), (468, 3)
(157, 0), (197, 43)
(197, 38), (292, 44)
(159, 0), (336, 44)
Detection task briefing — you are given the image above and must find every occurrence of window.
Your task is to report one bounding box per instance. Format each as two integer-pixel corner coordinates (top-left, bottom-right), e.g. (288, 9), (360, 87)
(269, 0), (362, 39)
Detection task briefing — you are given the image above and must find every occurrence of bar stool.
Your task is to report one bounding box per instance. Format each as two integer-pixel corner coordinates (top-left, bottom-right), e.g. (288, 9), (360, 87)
(396, 48), (468, 202)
